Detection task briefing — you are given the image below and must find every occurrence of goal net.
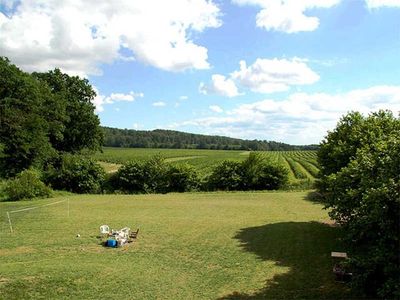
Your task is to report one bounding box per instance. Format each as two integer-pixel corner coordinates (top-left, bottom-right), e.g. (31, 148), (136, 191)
(2, 199), (70, 234)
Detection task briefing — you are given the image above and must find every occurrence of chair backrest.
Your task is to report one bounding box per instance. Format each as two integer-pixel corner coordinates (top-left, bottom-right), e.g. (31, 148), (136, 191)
(100, 225), (110, 234)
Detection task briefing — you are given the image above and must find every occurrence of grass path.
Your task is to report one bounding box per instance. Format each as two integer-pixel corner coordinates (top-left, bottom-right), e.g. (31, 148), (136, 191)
(0, 192), (356, 299)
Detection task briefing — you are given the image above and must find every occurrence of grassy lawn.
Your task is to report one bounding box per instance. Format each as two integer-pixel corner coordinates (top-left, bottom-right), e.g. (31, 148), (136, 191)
(0, 191), (355, 299)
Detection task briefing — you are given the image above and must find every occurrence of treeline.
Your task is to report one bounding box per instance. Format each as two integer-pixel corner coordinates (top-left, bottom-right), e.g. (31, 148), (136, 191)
(103, 127), (318, 151)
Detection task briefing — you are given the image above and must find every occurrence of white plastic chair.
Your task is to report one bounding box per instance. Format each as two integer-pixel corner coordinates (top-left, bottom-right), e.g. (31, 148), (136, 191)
(100, 225), (110, 235)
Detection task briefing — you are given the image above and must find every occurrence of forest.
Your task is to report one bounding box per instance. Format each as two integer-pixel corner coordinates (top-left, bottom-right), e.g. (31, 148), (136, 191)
(102, 127), (318, 151)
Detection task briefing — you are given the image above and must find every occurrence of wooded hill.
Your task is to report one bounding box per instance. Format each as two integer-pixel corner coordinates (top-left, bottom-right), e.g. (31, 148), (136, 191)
(102, 127), (318, 151)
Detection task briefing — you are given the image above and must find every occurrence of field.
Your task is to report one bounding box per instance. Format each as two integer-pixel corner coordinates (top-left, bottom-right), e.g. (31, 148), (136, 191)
(0, 191), (355, 299)
(94, 148), (320, 187)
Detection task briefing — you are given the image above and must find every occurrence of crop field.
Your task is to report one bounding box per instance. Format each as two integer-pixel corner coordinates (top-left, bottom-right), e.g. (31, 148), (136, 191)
(94, 147), (320, 187)
(0, 191), (354, 299)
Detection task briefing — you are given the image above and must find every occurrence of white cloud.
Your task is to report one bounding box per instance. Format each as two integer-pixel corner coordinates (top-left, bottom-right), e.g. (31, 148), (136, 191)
(365, 0), (400, 8)
(179, 96), (188, 101)
(199, 74), (241, 97)
(169, 85), (400, 144)
(232, 0), (340, 33)
(209, 105), (223, 113)
(153, 101), (166, 107)
(231, 58), (319, 93)
(0, 0), (221, 76)
(93, 90), (143, 112)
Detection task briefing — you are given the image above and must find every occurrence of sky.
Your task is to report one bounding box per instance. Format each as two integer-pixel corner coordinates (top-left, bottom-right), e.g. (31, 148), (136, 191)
(0, 0), (399, 145)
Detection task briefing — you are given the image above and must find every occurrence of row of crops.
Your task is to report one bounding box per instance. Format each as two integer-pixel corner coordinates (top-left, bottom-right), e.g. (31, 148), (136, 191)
(95, 148), (320, 188)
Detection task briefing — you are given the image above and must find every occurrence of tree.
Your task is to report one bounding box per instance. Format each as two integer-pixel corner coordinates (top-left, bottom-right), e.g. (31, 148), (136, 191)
(0, 57), (55, 177)
(33, 69), (103, 152)
(0, 57), (104, 178)
(317, 110), (400, 298)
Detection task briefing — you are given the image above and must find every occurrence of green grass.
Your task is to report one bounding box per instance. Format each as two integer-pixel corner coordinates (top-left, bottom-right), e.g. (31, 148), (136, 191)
(0, 191), (356, 299)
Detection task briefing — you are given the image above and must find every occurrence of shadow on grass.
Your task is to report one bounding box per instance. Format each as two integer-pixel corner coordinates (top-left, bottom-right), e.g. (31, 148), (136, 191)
(303, 190), (327, 205)
(219, 221), (357, 299)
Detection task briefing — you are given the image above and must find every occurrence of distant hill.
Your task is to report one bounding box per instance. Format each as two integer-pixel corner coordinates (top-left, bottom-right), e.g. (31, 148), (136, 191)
(102, 127), (318, 151)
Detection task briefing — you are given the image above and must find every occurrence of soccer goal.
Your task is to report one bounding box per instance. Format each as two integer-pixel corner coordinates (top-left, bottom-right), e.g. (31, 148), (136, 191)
(4, 199), (70, 234)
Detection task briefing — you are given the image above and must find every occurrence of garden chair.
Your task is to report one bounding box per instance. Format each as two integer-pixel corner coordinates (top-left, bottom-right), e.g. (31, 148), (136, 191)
(100, 225), (110, 235)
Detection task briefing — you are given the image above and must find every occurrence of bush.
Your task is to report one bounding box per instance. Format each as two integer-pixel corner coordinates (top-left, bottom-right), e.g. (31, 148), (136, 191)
(241, 153), (288, 190)
(116, 155), (168, 193)
(5, 169), (52, 201)
(207, 160), (243, 191)
(208, 153), (288, 191)
(165, 164), (199, 192)
(46, 154), (105, 193)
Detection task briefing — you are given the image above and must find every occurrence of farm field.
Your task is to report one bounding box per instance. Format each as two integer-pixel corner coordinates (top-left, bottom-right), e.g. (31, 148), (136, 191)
(95, 147), (320, 186)
(0, 191), (355, 299)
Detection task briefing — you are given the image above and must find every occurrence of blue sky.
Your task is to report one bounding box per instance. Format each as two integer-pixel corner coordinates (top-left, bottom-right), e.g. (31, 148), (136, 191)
(1, 0), (399, 144)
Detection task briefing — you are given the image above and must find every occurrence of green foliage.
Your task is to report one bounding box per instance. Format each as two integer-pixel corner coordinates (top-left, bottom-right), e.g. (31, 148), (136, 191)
(46, 155), (105, 194)
(208, 153), (288, 191)
(97, 148), (317, 189)
(0, 57), (55, 177)
(207, 160), (243, 191)
(4, 169), (52, 201)
(33, 69), (103, 153)
(0, 57), (103, 178)
(165, 164), (199, 192)
(115, 155), (199, 193)
(317, 110), (400, 298)
(102, 126), (318, 151)
(241, 153), (288, 190)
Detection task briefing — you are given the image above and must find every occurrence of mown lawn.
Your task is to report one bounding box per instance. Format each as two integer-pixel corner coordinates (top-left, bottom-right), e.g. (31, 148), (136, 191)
(0, 191), (356, 299)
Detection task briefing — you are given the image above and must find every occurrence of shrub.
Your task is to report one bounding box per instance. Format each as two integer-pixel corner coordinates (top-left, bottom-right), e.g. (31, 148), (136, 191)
(165, 164), (199, 192)
(5, 169), (52, 201)
(116, 155), (168, 193)
(208, 153), (289, 191)
(207, 160), (243, 191)
(241, 153), (288, 190)
(46, 154), (105, 193)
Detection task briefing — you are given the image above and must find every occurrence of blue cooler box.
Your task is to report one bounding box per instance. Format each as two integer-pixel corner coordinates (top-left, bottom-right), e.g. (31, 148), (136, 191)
(106, 239), (118, 247)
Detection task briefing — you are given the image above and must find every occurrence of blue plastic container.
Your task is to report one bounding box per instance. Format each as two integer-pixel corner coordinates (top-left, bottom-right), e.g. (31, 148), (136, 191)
(106, 239), (118, 247)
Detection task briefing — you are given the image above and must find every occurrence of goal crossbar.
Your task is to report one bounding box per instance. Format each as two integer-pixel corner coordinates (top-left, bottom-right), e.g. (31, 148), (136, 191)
(5, 199), (69, 233)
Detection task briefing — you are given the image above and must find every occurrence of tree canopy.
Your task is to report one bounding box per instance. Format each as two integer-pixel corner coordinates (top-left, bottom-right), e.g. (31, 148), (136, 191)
(0, 57), (103, 177)
(317, 110), (400, 298)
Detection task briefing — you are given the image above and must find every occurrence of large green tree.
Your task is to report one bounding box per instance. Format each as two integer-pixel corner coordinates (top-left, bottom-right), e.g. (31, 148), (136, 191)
(0, 57), (54, 176)
(33, 69), (103, 152)
(0, 57), (103, 177)
(317, 110), (400, 298)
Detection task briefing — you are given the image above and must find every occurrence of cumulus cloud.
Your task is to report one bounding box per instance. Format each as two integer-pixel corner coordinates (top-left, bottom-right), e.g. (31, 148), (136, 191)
(170, 85), (400, 144)
(365, 0), (400, 8)
(179, 96), (189, 101)
(232, 0), (340, 33)
(231, 58), (319, 93)
(209, 105), (223, 113)
(199, 74), (241, 97)
(153, 101), (166, 107)
(93, 90), (144, 112)
(0, 0), (221, 76)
